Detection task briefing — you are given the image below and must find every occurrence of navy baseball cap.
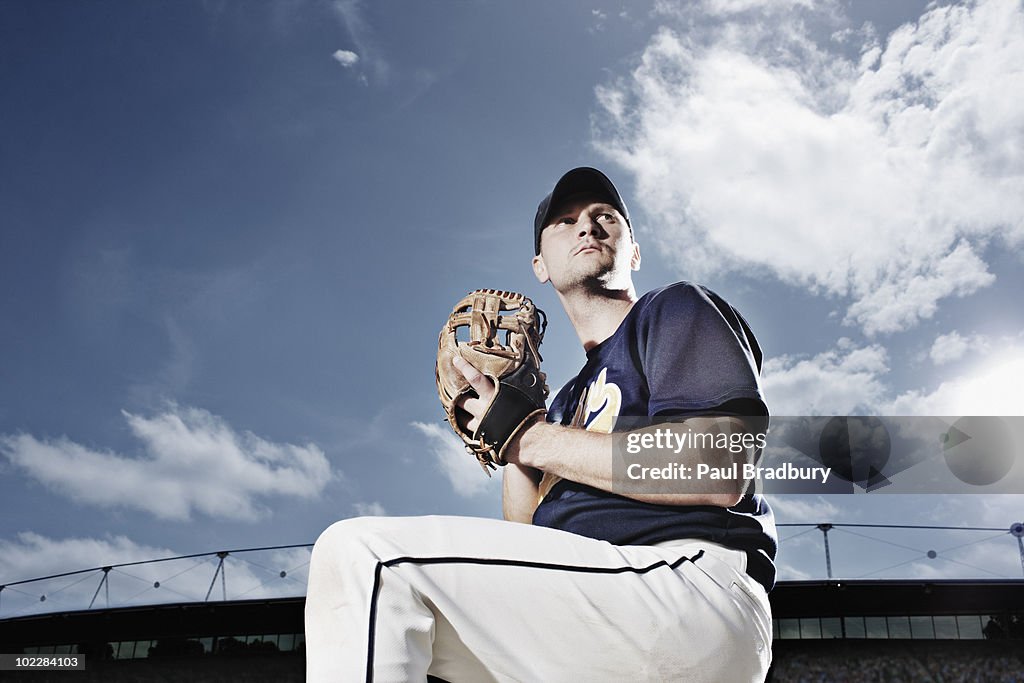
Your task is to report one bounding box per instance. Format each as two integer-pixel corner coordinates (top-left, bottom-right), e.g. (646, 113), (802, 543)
(533, 167), (631, 255)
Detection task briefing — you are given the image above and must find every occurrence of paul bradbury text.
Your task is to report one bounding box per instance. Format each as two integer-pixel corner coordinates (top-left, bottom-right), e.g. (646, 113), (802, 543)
(626, 462), (832, 484)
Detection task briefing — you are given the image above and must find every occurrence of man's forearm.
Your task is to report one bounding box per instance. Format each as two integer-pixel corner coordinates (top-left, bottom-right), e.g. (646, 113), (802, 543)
(507, 418), (754, 508)
(502, 463), (544, 523)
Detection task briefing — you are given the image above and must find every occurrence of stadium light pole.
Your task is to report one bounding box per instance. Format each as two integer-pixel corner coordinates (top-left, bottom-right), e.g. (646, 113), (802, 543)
(1011, 522), (1024, 577)
(206, 551), (230, 602)
(818, 523), (834, 579)
(88, 567), (112, 609)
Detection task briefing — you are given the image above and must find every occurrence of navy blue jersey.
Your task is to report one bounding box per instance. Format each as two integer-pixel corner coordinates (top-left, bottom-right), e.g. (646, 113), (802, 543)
(531, 281), (778, 592)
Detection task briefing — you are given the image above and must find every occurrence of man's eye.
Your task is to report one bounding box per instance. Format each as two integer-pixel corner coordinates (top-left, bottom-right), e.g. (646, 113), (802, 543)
(557, 217), (576, 226)
(598, 213), (615, 221)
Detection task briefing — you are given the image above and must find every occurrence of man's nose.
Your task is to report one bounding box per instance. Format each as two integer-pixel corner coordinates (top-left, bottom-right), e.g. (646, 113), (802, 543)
(577, 214), (603, 238)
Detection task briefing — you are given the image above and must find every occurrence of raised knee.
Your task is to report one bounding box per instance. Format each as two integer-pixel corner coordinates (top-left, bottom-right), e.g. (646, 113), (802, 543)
(311, 516), (394, 560)
(314, 516), (374, 548)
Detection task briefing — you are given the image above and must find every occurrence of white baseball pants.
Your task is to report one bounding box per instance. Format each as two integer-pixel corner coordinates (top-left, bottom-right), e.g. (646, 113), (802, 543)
(304, 515), (771, 682)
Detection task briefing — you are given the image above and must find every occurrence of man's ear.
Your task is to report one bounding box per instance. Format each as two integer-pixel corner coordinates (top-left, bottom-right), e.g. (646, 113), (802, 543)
(630, 240), (641, 271)
(532, 254), (549, 284)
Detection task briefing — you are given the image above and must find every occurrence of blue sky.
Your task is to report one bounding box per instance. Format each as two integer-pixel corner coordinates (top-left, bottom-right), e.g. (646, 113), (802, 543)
(2, 0), (1024, 615)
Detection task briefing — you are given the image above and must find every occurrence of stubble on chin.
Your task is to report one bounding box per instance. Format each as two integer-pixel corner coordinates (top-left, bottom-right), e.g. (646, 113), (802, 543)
(557, 252), (623, 293)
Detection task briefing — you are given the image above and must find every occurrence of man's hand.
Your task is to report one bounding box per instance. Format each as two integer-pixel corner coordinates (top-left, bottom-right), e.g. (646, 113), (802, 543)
(453, 355), (545, 520)
(451, 355), (496, 434)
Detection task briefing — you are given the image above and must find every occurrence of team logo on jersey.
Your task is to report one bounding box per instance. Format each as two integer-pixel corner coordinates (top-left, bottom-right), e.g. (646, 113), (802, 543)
(571, 367), (621, 434)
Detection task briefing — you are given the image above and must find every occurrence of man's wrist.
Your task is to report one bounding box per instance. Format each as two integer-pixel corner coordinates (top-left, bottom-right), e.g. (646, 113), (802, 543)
(503, 414), (547, 468)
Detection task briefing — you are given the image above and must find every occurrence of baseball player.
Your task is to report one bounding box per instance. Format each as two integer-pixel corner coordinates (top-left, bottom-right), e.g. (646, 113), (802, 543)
(305, 167), (776, 682)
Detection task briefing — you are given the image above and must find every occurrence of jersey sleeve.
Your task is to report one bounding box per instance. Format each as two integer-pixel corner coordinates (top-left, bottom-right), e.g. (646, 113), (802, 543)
(637, 283), (767, 417)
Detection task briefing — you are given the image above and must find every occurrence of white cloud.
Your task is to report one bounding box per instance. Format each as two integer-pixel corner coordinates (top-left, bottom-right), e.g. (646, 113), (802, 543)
(763, 340), (890, 414)
(764, 335), (1024, 416)
(352, 501), (387, 516)
(595, 0), (1024, 335)
(332, 49), (359, 68)
(979, 495), (1024, 529)
(769, 494), (840, 523)
(331, 0), (388, 84)
(0, 532), (311, 617)
(889, 343), (1024, 415)
(410, 422), (502, 498)
(0, 405), (333, 521)
(929, 330), (991, 365)
(0, 533), (177, 589)
(698, 0), (817, 16)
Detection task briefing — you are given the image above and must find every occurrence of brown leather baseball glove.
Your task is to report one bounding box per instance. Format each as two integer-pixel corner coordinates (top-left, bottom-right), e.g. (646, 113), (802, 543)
(436, 289), (549, 474)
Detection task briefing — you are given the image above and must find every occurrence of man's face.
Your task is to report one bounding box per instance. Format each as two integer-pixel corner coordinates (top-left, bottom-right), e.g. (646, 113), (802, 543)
(532, 192), (640, 292)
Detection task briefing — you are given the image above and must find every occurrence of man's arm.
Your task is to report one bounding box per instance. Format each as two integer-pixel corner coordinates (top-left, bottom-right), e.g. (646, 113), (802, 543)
(504, 417), (752, 508)
(455, 356), (756, 509)
(502, 462), (544, 523)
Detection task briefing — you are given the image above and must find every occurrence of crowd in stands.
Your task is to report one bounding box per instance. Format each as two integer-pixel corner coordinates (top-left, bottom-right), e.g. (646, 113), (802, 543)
(769, 641), (1024, 682)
